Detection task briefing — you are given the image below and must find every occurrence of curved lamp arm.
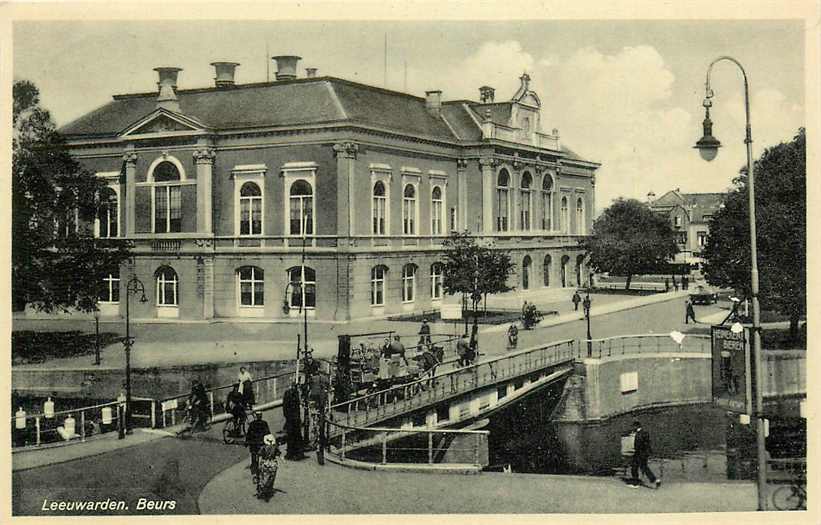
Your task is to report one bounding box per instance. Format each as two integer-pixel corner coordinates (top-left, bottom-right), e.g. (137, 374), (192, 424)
(705, 56), (752, 143)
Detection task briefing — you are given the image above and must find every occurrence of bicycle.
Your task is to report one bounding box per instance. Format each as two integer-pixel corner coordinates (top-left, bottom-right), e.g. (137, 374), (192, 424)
(223, 411), (248, 444)
(177, 405), (210, 438)
(772, 480), (806, 510)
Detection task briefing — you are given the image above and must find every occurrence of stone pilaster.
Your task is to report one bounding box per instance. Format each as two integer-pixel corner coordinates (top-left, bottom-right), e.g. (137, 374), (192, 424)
(456, 159), (468, 232)
(122, 149), (138, 235)
(333, 142), (359, 238)
(193, 146), (216, 234)
(479, 157), (497, 235)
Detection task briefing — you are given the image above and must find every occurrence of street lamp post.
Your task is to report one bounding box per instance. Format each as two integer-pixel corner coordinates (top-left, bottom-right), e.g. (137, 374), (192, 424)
(694, 56), (767, 511)
(123, 274), (147, 436)
(583, 290), (592, 357)
(93, 308), (101, 366)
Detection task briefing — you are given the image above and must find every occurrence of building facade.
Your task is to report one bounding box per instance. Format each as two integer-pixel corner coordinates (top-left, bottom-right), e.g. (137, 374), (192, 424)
(60, 56), (600, 321)
(647, 189), (724, 266)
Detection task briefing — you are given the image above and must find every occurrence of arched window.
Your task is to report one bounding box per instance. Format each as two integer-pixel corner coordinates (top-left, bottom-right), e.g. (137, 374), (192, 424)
(520, 172), (532, 231)
(543, 255), (552, 287)
(155, 266), (179, 306)
(522, 255), (532, 290)
(430, 263), (443, 300)
(496, 169), (510, 232)
(560, 255), (570, 288)
(152, 161), (182, 233)
(560, 196), (569, 234)
(372, 181), (387, 235)
(371, 265), (387, 306)
(403, 184), (417, 235)
(97, 187), (118, 238)
(576, 254), (585, 287)
(402, 264), (417, 302)
(542, 175), (553, 230)
(576, 197), (585, 235)
(99, 269), (120, 303)
(289, 180), (314, 236)
(239, 182), (263, 236)
(237, 266), (264, 307)
(288, 266), (316, 309)
(431, 186), (444, 236)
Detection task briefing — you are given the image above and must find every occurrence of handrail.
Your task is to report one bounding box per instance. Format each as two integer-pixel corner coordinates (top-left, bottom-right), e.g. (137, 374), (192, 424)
(589, 334), (710, 343)
(329, 420), (490, 435)
(158, 368), (297, 404)
(11, 396), (155, 423)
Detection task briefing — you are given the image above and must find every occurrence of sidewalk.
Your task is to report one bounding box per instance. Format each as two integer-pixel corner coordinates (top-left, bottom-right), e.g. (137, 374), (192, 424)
(198, 449), (758, 514)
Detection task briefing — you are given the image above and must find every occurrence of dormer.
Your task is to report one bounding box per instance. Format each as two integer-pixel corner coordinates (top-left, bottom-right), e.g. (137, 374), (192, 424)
(510, 72), (542, 141)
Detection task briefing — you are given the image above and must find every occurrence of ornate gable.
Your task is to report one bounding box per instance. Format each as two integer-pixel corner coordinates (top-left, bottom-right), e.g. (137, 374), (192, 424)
(120, 108), (208, 138)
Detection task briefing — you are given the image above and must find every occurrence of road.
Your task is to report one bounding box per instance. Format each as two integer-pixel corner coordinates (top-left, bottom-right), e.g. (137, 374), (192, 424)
(12, 296), (726, 516)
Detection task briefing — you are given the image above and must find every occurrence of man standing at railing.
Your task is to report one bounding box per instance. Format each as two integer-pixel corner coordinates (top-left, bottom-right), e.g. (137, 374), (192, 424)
(282, 382), (305, 460)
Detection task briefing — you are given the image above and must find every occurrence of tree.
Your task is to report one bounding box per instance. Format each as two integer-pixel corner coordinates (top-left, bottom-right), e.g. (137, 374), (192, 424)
(13, 80), (131, 313)
(441, 231), (516, 312)
(586, 198), (679, 290)
(703, 128), (806, 339)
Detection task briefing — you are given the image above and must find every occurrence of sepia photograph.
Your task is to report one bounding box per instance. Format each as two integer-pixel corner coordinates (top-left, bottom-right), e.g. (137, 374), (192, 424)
(4, 2), (817, 521)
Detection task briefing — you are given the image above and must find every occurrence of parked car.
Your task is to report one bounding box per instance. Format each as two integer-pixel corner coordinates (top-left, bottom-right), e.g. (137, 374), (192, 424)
(690, 285), (719, 305)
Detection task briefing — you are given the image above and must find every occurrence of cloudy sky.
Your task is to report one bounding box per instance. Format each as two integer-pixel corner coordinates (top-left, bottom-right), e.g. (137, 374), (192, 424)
(13, 19), (805, 211)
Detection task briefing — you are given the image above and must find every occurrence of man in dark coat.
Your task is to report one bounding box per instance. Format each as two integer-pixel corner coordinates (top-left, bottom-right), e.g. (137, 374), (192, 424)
(685, 298), (697, 324)
(282, 382), (305, 460)
(572, 291), (582, 311)
(245, 411), (271, 481)
(418, 318), (432, 345)
(630, 420), (660, 488)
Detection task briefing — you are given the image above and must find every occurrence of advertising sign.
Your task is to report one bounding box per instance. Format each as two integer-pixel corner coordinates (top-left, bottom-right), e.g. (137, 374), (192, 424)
(711, 324), (754, 414)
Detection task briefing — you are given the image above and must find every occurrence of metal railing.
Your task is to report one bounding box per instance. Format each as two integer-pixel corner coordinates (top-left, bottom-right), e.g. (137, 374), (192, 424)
(11, 396), (156, 450)
(326, 419), (489, 467)
(583, 334), (711, 359)
(329, 339), (577, 432)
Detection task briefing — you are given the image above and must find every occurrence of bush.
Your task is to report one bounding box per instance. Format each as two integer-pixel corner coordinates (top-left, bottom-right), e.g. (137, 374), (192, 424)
(12, 330), (121, 364)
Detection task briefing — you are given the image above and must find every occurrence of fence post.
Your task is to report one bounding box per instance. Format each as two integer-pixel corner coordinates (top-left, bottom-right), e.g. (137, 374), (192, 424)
(150, 400), (156, 429)
(273, 377), (278, 400)
(35, 416), (41, 446)
(341, 430), (346, 459)
(428, 432), (434, 464)
(474, 434), (480, 465)
(80, 410), (86, 442)
(171, 409), (176, 426)
(382, 432), (388, 464)
(209, 391), (215, 417)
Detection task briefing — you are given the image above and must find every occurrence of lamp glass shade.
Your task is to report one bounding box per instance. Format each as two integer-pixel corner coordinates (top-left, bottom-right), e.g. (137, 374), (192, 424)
(139, 293), (148, 303)
(696, 143), (719, 162)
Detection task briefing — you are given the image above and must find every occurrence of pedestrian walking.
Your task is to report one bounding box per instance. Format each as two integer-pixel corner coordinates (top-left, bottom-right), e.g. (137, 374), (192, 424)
(521, 300), (529, 318)
(629, 420), (660, 489)
(682, 275), (689, 290)
(419, 318), (432, 345)
(456, 333), (470, 367)
(255, 434), (281, 501)
(685, 298), (697, 324)
(572, 290), (582, 311)
(672, 276), (679, 291)
(245, 411), (271, 483)
(237, 367), (255, 408)
(507, 324), (519, 350)
(282, 382), (305, 460)
(664, 278), (670, 292)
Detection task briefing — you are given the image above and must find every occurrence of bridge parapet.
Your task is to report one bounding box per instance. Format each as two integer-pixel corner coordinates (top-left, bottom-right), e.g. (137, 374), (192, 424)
(583, 334), (711, 359)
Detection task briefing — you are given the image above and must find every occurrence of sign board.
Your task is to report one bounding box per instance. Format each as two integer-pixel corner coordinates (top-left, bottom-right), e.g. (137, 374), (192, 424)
(441, 303), (463, 320)
(711, 324), (754, 414)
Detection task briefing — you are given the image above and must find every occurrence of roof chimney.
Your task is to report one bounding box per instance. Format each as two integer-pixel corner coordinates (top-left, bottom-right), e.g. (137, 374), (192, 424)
(211, 62), (239, 88)
(647, 191), (656, 203)
(154, 67), (182, 112)
(479, 85), (495, 103)
(425, 90), (442, 117)
(272, 55), (301, 80)
(305, 67), (317, 78)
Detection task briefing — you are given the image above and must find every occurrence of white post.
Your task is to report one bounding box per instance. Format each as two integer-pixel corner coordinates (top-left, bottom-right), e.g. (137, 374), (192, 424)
(35, 417), (41, 446)
(80, 410), (86, 441)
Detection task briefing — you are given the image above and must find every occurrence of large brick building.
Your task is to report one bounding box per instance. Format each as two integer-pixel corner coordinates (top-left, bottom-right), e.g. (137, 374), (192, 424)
(647, 189), (724, 267)
(60, 56), (600, 321)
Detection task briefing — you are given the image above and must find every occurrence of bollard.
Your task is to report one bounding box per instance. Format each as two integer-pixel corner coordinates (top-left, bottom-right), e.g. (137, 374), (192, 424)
(80, 411), (86, 441)
(35, 416), (41, 446)
(15, 407), (26, 430)
(44, 397), (55, 420)
(341, 430), (346, 459)
(150, 400), (156, 429)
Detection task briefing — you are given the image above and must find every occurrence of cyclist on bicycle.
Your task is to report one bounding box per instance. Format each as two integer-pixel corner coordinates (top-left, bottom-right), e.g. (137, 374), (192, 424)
(225, 383), (246, 434)
(187, 379), (209, 431)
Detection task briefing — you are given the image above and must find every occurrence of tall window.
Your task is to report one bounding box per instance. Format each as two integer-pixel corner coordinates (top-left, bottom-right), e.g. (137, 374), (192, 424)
(543, 255), (551, 287)
(289, 180), (314, 236)
(153, 161), (182, 233)
(576, 255), (585, 287)
(576, 198), (585, 235)
(522, 255), (532, 290)
(496, 170), (510, 232)
(431, 186), (443, 235)
(403, 184), (417, 235)
(156, 266), (179, 306)
(542, 175), (553, 230)
(288, 266), (316, 309)
(97, 187), (118, 238)
(370, 266), (386, 306)
(430, 263), (443, 300)
(560, 255), (569, 288)
(372, 181), (387, 235)
(560, 196), (569, 234)
(237, 266), (264, 307)
(698, 231), (707, 247)
(520, 172), (532, 231)
(99, 271), (120, 303)
(239, 182), (262, 236)
(402, 264), (416, 302)
(449, 207), (457, 232)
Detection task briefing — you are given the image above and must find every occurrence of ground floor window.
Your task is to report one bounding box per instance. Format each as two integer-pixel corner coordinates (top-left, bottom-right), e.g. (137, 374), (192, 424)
(156, 266), (179, 306)
(371, 265), (386, 306)
(288, 266), (316, 309)
(238, 266), (264, 307)
(99, 271), (120, 303)
(430, 263), (443, 300)
(402, 264), (416, 302)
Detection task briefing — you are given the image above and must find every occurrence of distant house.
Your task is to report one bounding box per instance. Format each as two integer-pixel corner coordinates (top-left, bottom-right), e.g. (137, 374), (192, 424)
(647, 189), (725, 267)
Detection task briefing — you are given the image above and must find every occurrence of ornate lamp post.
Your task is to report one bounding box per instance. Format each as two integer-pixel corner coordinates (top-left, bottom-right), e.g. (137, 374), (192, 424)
(694, 56), (767, 510)
(582, 290), (592, 357)
(123, 274), (147, 435)
(93, 308), (101, 366)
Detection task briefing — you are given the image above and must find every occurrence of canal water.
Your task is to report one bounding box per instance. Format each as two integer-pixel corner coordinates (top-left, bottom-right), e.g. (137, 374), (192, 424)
(485, 385), (805, 482)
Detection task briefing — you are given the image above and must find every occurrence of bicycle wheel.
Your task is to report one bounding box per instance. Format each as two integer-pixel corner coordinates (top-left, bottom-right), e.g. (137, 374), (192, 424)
(772, 485), (801, 510)
(222, 420), (234, 444)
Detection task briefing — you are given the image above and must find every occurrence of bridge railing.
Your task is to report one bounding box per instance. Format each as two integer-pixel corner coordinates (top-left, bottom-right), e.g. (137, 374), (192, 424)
(329, 339), (577, 430)
(325, 419), (489, 467)
(583, 334), (711, 359)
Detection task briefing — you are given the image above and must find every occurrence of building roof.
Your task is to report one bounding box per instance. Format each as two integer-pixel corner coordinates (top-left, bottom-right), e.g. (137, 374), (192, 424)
(649, 190), (725, 223)
(59, 75), (593, 163)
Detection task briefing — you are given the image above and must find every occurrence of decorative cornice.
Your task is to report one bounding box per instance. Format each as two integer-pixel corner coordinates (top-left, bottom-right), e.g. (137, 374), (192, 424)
(194, 239), (213, 248)
(333, 141), (359, 159)
(193, 147), (216, 165)
(478, 157), (498, 168)
(122, 152), (138, 165)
